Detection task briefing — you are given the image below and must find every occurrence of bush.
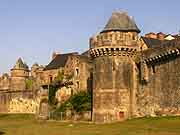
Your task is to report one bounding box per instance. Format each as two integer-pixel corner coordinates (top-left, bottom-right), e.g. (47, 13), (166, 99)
(48, 86), (58, 106)
(25, 79), (33, 90)
(55, 91), (92, 113)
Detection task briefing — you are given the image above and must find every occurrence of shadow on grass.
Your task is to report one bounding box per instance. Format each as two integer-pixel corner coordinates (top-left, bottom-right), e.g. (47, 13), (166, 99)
(0, 114), (9, 119)
(0, 131), (5, 135)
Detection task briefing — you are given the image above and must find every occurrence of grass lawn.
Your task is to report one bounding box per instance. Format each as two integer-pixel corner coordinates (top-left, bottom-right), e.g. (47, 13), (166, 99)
(0, 114), (180, 135)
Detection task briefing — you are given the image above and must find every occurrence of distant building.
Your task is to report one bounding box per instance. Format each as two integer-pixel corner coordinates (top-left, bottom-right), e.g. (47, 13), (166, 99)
(164, 34), (175, 40)
(0, 58), (41, 113)
(42, 52), (92, 102)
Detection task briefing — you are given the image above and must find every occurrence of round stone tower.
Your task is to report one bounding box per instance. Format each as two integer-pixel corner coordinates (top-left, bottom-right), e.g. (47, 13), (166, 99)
(90, 12), (141, 123)
(10, 58), (29, 91)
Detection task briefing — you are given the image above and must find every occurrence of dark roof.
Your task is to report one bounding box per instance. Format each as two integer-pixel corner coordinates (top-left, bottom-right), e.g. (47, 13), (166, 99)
(101, 12), (140, 33)
(142, 37), (162, 48)
(77, 55), (92, 63)
(44, 53), (78, 71)
(141, 39), (180, 61)
(141, 37), (171, 48)
(81, 50), (89, 56)
(13, 58), (29, 70)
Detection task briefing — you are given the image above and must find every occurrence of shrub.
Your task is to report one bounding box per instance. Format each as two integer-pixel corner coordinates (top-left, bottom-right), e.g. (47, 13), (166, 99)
(48, 86), (58, 106)
(55, 91), (92, 113)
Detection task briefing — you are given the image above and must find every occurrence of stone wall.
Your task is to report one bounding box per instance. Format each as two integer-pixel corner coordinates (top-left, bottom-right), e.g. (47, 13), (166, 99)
(0, 90), (38, 114)
(42, 69), (62, 85)
(90, 31), (138, 48)
(137, 56), (180, 117)
(64, 55), (92, 92)
(9, 97), (39, 113)
(55, 86), (72, 103)
(93, 56), (137, 123)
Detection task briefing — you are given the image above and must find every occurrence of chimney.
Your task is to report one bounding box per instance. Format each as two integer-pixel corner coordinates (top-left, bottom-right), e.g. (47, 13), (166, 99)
(145, 32), (157, 39)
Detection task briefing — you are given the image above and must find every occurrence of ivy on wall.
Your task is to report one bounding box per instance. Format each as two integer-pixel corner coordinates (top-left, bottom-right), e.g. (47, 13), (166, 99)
(48, 70), (74, 106)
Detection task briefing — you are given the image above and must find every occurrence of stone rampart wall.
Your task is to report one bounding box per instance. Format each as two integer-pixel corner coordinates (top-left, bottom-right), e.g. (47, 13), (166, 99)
(0, 90), (39, 114)
(137, 56), (180, 117)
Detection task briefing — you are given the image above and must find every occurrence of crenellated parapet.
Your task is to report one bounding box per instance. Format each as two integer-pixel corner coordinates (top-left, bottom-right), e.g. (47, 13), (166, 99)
(90, 31), (139, 49)
(89, 31), (139, 59)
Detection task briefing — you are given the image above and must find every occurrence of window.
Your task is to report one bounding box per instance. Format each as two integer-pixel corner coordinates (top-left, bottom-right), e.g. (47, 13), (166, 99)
(76, 81), (80, 89)
(152, 65), (156, 73)
(132, 35), (136, 40)
(75, 68), (79, 76)
(49, 76), (53, 83)
(119, 111), (124, 118)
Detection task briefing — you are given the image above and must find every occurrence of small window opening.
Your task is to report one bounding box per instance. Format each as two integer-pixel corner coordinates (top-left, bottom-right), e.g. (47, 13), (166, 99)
(76, 81), (80, 89)
(49, 76), (53, 83)
(119, 111), (124, 118)
(152, 65), (156, 73)
(76, 68), (79, 76)
(132, 35), (136, 40)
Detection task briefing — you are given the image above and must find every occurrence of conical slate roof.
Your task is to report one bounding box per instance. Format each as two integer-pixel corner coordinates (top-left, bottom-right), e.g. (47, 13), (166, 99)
(13, 58), (29, 70)
(101, 12), (140, 33)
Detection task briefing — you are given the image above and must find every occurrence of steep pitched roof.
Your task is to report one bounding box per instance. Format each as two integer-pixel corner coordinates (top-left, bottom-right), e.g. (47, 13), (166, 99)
(140, 39), (180, 62)
(101, 12), (140, 33)
(141, 37), (162, 48)
(44, 53), (78, 71)
(141, 37), (171, 48)
(13, 58), (29, 70)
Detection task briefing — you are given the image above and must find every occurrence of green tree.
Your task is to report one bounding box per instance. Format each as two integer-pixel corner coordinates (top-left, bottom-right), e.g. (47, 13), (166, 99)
(25, 79), (33, 90)
(56, 91), (92, 113)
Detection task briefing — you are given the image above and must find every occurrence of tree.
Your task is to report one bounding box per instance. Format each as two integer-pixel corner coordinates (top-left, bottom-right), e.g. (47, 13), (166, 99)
(55, 91), (92, 113)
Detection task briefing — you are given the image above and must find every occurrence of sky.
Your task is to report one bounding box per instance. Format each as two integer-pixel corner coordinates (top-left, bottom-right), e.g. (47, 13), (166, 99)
(0, 0), (180, 74)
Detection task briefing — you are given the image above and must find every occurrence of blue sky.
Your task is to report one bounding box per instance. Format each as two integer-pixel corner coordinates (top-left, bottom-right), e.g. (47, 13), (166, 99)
(0, 0), (180, 74)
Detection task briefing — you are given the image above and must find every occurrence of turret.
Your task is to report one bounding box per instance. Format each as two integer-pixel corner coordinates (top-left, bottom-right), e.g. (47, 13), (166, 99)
(90, 11), (140, 123)
(90, 12), (140, 52)
(11, 58), (29, 77)
(10, 58), (29, 91)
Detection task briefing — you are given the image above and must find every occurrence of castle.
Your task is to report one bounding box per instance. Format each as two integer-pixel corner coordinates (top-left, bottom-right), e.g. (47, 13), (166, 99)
(1, 11), (180, 123)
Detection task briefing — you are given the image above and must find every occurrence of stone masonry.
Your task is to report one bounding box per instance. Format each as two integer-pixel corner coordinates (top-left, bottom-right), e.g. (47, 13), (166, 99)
(1, 11), (180, 123)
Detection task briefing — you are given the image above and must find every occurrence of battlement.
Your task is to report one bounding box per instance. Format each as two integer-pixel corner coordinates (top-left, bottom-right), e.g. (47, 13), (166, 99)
(90, 31), (138, 49)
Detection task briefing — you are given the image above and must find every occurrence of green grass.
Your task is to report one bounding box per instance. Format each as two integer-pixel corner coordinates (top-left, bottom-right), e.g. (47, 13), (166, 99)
(1, 114), (180, 135)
